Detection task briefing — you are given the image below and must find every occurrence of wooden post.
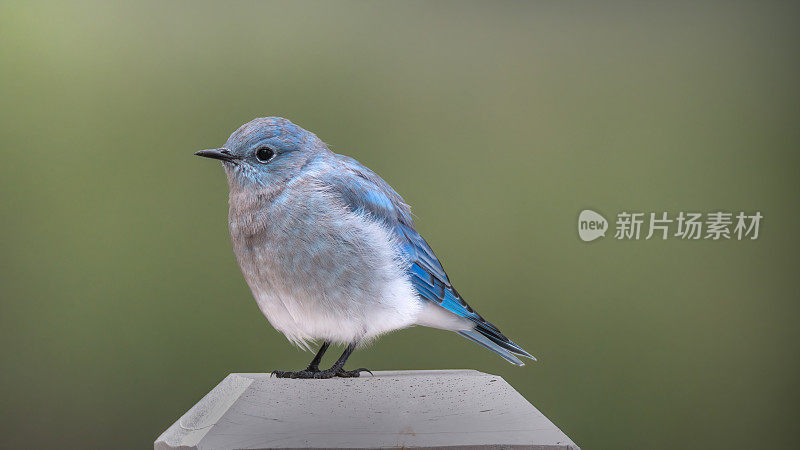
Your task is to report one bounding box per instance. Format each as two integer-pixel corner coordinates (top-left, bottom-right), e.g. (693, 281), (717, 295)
(155, 370), (579, 449)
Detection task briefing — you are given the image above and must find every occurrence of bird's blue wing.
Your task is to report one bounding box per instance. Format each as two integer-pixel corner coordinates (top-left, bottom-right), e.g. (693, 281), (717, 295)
(324, 154), (534, 364)
(399, 224), (533, 364)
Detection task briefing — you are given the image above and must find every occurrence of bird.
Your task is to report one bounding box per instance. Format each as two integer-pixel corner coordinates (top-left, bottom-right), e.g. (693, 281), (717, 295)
(195, 117), (534, 378)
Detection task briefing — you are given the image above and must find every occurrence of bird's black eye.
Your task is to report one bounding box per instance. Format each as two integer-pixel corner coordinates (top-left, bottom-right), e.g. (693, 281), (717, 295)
(255, 147), (275, 163)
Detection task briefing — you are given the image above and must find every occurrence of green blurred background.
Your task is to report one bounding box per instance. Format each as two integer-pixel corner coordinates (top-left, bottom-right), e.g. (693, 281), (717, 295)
(1, 1), (798, 449)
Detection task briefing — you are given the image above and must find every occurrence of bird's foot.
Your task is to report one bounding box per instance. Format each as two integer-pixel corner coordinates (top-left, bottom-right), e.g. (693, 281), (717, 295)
(271, 367), (372, 379)
(334, 367), (373, 378)
(271, 369), (319, 379)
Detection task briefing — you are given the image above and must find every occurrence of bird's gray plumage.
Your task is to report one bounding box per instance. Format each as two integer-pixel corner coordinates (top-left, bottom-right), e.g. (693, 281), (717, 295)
(198, 117), (534, 368)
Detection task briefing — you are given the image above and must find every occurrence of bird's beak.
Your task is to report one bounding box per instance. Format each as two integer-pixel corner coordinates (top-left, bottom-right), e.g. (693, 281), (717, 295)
(194, 148), (238, 162)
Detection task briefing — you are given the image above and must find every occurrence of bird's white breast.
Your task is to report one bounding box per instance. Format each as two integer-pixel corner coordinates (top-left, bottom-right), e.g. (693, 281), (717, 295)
(227, 182), (421, 349)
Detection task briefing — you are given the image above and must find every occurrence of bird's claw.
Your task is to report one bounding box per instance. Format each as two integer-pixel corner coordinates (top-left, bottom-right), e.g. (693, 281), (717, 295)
(334, 367), (372, 378)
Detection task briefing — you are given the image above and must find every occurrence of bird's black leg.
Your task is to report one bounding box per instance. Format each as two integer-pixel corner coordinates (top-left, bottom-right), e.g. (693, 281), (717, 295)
(305, 341), (330, 372)
(272, 341), (330, 378)
(326, 341), (372, 378)
(272, 341), (371, 379)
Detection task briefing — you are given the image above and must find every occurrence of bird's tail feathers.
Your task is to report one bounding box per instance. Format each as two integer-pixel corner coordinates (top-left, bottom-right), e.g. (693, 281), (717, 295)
(457, 323), (536, 366)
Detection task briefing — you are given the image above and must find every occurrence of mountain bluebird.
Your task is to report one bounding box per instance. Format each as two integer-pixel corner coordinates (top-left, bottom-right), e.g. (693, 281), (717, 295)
(196, 117), (534, 378)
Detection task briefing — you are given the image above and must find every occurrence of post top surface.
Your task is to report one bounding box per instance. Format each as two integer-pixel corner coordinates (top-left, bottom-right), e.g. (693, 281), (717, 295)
(155, 370), (579, 450)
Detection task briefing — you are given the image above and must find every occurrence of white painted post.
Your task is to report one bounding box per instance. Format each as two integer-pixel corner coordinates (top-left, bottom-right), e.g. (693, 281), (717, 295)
(155, 370), (579, 449)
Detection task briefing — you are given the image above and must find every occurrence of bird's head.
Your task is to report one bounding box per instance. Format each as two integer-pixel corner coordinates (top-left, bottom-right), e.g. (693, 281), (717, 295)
(195, 117), (326, 188)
